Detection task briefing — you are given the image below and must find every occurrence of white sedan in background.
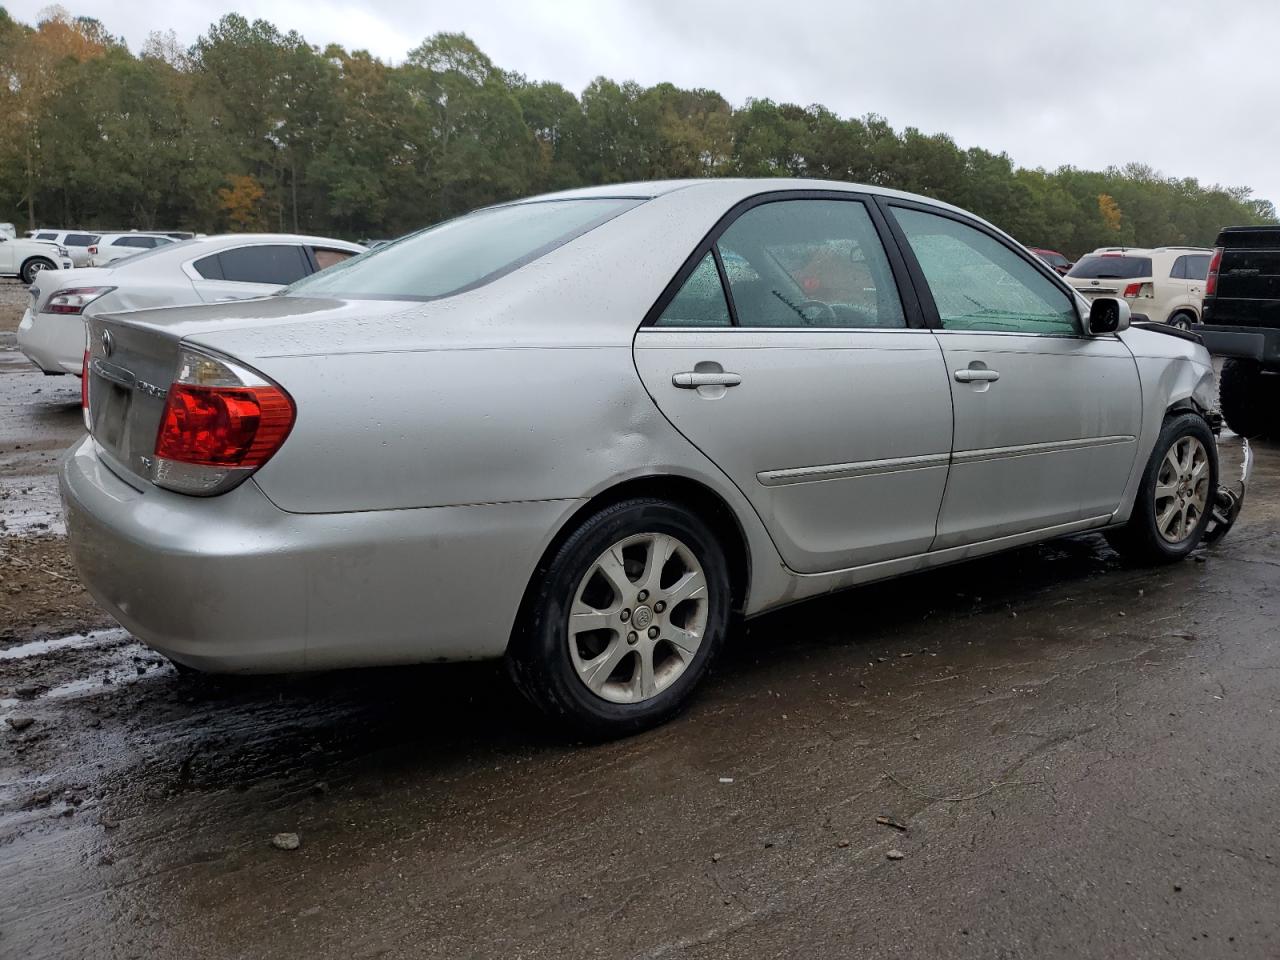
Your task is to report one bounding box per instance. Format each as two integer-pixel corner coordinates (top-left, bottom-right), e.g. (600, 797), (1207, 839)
(17, 233), (365, 375)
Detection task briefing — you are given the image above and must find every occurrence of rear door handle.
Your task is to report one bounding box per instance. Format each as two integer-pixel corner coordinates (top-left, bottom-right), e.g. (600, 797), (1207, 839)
(954, 368), (1000, 383)
(673, 371), (742, 388)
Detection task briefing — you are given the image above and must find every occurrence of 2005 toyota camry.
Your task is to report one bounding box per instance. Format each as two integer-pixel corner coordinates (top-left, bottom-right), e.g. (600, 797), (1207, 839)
(62, 179), (1239, 735)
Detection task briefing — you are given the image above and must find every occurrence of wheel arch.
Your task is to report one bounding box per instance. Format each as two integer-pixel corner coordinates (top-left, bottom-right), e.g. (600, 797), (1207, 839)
(20, 254), (55, 277)
(509, 473), (753, 653)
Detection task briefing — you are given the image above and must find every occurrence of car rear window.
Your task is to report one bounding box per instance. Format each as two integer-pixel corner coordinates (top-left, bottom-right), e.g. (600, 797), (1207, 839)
(1067, 255), (1152, 280)
(65, 233), (97, 246)
(284, 198), (644, 301)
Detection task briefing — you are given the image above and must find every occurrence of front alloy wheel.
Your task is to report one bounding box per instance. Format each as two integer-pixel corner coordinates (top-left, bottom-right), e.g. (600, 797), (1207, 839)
(1107, 412), (1218, 563)
(508, 498), (731, 737)
(1153, 436), (1210, 544)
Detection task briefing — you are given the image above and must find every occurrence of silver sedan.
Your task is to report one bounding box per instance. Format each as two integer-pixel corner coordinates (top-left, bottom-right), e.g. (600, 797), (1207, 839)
(62, 179), (1234, 735)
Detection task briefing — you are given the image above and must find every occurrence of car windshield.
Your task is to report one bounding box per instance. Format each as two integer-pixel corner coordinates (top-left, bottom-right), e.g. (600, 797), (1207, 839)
(283, 198), (644, 301)
(1067, 255), (1152, 279)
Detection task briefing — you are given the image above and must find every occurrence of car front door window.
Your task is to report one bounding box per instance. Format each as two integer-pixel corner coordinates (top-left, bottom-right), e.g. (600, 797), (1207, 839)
(892, 208), (1078, 335)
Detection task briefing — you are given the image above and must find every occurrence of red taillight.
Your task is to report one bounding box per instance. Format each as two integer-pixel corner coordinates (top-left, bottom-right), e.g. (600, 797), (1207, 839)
(1205, 246), (1223, 296)
(1123, 282), (1142, 298)
(155, 384), (294, 468)
(87, 245), (97, 255)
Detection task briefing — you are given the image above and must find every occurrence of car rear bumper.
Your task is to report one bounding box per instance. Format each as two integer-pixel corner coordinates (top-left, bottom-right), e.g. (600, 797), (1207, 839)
(16, 306), (84, 375)
(1198, 325), (1280, 366)
(60, 436), (580, 673)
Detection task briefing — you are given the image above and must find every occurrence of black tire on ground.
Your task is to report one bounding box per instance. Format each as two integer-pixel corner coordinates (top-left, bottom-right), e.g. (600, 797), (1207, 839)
(20, 257), (54, 285)
(1107, 412), (1218, 564)
(1166, 311), (1194, 331)
(1218, 358), (1279, 438)
(507, 497), (732, 738)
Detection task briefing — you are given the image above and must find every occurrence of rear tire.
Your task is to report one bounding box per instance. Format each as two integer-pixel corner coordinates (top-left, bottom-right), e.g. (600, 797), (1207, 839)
(507, 498), (731, 738)
(1166, 311), (1194, 331)
(20, 257), (53, 284)
(1218, 359), (1278, 438)
(1108, 413), (1217, 564)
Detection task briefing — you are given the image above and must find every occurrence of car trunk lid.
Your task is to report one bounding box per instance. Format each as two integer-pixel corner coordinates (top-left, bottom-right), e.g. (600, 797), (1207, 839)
(83, 297), (412, 486)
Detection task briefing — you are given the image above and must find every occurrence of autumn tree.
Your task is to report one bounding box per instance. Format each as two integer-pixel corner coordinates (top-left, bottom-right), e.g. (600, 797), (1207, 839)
(218, 175), (267, 230)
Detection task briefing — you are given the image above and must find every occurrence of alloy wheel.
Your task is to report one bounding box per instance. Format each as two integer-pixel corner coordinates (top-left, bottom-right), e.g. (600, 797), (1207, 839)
(1154, 435), (1210, 543)
(567, 532), (709, 704)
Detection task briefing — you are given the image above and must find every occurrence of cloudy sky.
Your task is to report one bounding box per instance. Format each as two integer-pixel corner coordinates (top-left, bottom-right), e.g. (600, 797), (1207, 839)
(10, 0), (1275, 207)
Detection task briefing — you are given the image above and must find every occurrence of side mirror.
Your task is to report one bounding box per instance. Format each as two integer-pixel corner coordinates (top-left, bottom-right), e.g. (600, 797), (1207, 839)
(1086, 296), (1130, 335)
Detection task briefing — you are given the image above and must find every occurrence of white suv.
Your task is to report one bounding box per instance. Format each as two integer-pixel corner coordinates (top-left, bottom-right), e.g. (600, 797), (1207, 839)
(0, 235), (73, 283)
(1065, 246), (1211, 329)
(28, 229), (101, 268)
(87, 233), (176, 266)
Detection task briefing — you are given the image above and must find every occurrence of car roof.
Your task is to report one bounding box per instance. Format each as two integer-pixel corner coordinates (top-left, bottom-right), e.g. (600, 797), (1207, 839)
(518, 176), (992, 225)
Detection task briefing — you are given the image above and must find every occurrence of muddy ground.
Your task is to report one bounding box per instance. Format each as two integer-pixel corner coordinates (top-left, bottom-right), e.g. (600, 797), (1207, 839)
(2, 274), (1279, 958)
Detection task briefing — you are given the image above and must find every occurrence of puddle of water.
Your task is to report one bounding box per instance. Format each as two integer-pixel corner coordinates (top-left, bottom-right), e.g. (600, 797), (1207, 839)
(0, 628), (129, 660)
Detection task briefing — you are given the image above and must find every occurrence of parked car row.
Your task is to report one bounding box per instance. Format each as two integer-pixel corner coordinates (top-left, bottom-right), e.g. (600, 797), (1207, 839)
(58, 179), (1244, 735)
(17, 233), (365, 375)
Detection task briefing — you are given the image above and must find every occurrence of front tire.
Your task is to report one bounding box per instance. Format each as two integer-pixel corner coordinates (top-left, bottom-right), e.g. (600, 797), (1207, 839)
(1108, 413), (1218, 563)
(21, 257), (54, 284)
(507, 498), (732, 737)
(1218, 358), (1278, 438)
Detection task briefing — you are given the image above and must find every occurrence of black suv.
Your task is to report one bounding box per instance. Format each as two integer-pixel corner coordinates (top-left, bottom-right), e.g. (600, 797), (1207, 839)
(1200, 226), (1280, 436)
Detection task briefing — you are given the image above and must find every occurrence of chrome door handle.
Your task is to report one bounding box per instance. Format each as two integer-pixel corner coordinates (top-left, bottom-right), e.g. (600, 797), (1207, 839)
(954, 368), (1000, 383)
(673, 371), (742, 389)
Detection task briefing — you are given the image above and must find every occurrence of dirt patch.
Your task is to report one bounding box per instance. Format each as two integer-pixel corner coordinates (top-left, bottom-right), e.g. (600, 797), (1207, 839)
(0, 535), (111, 642)
(0, 278), (30, 334)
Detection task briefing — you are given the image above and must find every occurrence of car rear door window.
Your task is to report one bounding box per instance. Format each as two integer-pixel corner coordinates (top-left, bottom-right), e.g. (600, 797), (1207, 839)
(193, 253), (224, 280)
(1184, 254), (1210, 281)
(655, 253), (732, 327)
(892, 207), (1078, 335)
(712, 199), (905, 328)
(216, 244), (311, 285)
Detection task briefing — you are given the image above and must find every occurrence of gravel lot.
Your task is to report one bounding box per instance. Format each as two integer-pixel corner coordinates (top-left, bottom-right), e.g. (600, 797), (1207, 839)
(2, 275), (1279, 959)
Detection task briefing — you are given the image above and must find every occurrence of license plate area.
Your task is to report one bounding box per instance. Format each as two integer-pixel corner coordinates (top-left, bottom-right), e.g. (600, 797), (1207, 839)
(95, 381), (133, 451)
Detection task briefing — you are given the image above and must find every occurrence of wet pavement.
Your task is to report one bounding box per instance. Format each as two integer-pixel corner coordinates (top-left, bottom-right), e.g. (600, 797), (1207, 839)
(2, 277), (1279, 958)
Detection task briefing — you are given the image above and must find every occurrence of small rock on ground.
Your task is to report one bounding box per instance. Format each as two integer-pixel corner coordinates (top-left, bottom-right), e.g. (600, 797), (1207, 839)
(271, 832), (301, 851)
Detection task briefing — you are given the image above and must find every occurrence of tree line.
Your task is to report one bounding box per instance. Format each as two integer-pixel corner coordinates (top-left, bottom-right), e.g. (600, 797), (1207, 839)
(1, 6), (1274, 256)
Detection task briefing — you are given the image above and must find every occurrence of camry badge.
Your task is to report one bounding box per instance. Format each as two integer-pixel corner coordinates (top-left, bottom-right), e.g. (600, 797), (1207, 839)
(100, 330), (114, 357)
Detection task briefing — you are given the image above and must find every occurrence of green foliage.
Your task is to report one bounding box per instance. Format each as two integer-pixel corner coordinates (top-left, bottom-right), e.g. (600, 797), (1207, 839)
(0, 9), (1273, 250)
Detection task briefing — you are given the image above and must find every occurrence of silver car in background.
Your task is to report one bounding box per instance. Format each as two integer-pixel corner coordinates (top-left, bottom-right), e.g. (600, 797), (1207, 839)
(62, 179), (1232, 736)
(18, 233), (365, 375)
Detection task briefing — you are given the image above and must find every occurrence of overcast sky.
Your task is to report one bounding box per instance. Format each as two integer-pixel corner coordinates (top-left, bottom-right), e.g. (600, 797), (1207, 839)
(9, 0), (1276, 208)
